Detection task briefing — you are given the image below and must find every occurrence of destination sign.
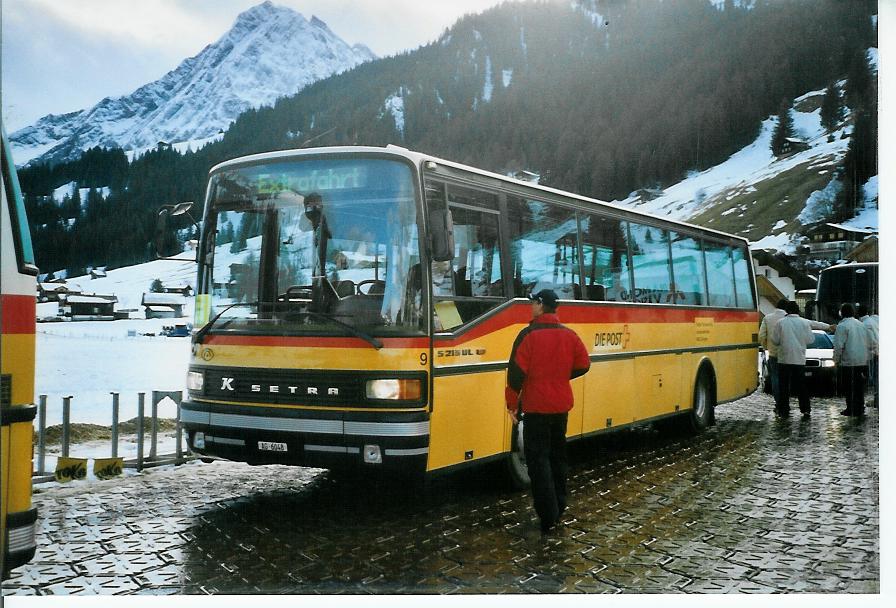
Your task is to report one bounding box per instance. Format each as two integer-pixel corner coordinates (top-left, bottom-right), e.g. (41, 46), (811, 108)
(256, 165), (368, 194)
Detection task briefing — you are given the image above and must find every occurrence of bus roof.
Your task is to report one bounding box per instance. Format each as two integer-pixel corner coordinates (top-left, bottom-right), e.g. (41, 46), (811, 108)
(209, 145), (750, 246)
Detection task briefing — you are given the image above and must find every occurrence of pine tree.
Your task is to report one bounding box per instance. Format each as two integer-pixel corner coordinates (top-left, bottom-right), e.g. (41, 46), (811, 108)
(820, 81), (843, 132)
(845, 49), (873, 110)
(150, 278), (165, 293)
(770, 99), (794, 157)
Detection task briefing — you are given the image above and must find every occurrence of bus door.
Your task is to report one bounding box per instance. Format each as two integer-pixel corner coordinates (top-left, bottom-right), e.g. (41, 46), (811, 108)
(426, 182), (510, 471)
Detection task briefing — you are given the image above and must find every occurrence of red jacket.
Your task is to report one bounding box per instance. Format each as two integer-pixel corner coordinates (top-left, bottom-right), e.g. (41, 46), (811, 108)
(504, 313), (591, 414)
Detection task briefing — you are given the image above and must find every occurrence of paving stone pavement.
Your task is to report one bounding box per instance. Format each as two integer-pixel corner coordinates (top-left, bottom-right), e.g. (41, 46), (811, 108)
(1, 391), (879, 595)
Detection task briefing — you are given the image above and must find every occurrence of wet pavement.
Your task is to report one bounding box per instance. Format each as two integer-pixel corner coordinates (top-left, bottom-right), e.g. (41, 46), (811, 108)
(2, 390), (879, 595)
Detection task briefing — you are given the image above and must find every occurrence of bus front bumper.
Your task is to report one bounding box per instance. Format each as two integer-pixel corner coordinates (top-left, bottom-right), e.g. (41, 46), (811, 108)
(180, 400), (429, 472)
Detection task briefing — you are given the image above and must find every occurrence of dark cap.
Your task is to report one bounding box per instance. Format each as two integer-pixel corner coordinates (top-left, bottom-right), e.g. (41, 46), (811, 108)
(529, 289), (559, 309)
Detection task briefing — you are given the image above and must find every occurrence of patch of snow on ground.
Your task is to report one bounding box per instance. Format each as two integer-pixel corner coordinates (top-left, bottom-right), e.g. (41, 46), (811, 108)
(751, 232), (796, 253)
(482, 56), (494, 102)
(384, 92), (405, 137)
(798, 177), (842, 224)
(503, 69), (513, 88)
(791, 108), (824, 141)
(51, 183), (111, 204)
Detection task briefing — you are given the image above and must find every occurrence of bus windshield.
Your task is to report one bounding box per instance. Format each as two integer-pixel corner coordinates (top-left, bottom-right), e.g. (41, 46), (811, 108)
(816, 264), (878, 324)
(199, 157), (423, 337)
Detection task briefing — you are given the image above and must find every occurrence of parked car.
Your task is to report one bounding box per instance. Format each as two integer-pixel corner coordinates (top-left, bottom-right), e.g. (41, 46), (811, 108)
(761, 330), (837, 396)
(161, 323), (191, 337)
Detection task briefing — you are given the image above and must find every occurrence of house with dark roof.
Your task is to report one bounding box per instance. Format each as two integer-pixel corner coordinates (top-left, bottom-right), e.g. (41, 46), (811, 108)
(62, 294), (118, 321)
(37, 282), (82, 303)
(802, 223), (876, 262)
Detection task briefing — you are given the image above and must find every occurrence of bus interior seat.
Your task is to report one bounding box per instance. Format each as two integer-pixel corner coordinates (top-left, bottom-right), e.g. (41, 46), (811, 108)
(586, 284), (606, 301)
(364, 280), (386, 296)
(333, 293), (383, 324)
(334, 280), (356, 298)
(454, 267), (471, 296)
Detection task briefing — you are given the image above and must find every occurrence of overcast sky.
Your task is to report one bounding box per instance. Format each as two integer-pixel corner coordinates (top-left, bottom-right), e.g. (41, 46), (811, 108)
(1, 0), (506, 131)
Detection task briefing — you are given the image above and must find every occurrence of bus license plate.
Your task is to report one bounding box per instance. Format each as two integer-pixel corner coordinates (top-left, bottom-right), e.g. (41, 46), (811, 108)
(258, 441), (288, 452)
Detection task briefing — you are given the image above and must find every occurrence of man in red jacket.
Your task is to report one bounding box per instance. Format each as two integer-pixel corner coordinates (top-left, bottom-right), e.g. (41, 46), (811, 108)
(505, 289), (591, 534)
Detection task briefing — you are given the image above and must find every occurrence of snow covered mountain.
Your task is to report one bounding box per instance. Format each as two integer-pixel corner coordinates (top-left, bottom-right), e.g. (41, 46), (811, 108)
(10, 1), (376, 166)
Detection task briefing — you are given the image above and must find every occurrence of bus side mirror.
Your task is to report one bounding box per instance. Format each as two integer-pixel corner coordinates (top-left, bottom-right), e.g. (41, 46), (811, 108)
(430, 208), (454, 262)
(155, 202), (197, 259)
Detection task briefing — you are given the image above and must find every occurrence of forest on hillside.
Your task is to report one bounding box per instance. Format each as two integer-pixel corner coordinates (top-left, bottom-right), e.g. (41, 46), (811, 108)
(18, 0), (877, 276)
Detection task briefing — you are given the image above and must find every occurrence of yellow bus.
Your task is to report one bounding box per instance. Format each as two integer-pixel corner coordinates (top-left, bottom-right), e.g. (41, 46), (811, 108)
(173, 145), (758, 485)
(1, 126), (39, 577)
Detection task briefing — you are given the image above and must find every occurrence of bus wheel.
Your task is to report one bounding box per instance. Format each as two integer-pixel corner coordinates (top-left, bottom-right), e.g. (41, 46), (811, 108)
(506, 420), (530, 489)
(690, 371), (715, 431)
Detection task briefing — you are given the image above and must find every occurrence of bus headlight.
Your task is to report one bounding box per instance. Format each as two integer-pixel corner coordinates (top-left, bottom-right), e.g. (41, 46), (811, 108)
(365, 379), (422, 401)
(821, 360), (836, 368)
(187, 371), (204, 392)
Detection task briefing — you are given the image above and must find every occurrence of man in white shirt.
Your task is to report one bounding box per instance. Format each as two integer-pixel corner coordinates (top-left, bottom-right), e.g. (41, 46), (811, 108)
(771, 301), (814, 417)
(834, 303), (870, 417)
(759, 299), (789, 406)
(857, 304), (879, 408)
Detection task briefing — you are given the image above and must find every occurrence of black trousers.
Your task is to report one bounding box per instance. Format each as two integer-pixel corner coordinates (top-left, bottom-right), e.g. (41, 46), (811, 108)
(777, 363), (810, 414)
(523, 412), (568, 530)
(839, 365), (866, 415)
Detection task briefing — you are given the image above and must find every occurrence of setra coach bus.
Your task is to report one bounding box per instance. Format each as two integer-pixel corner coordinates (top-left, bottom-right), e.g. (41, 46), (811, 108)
(1, 126), (39, 577)
(168, 145), (759, 485)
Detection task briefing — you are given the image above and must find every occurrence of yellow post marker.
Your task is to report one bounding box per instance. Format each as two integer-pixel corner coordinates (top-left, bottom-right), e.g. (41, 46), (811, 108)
(54, 458), (87, 483)
(93, 458), (124, 480)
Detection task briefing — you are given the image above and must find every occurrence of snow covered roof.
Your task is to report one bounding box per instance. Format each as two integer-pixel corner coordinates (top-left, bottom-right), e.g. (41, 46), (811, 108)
(823, 223), (876, 235)
(67, 295), (116, 305)
(39, 283), (81, 293)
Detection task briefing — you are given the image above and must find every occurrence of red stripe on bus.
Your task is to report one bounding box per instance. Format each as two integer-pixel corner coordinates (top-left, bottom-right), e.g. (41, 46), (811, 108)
(204, 335), (430, 349)
(0, 294), (36, 335)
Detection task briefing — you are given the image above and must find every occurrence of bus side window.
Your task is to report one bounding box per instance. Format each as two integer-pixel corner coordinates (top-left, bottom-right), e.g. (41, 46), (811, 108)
(580, 214), (631, 302)
(704, 241), (736, 307)
(629, 222), (672, 304)
(507, 197), (581, 300)
(732, 245), (755, 309)
(670, 231), (707, 305)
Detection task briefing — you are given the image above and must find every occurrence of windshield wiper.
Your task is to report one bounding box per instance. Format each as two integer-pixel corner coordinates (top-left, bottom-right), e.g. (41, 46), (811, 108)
(290, 311), (384, 350)
(194, 301), (258, 344)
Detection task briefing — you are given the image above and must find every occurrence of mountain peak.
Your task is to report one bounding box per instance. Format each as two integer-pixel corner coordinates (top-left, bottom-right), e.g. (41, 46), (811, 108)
(10, 1), (376, 165)
(234, 1), (298, 29)
(310, 15), (330, 31)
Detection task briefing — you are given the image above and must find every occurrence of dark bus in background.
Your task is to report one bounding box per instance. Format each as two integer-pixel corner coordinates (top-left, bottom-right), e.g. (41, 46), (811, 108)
(810, 262), (878, 325)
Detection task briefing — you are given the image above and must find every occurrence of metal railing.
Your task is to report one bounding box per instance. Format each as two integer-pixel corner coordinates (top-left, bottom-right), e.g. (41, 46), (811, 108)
(33, 391), (193, 483)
